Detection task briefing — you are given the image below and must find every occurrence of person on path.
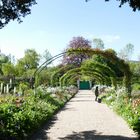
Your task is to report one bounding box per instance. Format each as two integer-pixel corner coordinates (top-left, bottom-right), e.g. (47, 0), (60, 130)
(95, 86), (99, 101)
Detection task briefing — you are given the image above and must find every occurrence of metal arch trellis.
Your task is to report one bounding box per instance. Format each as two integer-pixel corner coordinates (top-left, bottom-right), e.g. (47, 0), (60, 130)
(32, 48), (90, 90)
(33, 49), (83, 77)
(32, 52), (65, 89)
(34, 52), (65, 77)
(32, 48), (131, 94)
(33, 49), (89, 88)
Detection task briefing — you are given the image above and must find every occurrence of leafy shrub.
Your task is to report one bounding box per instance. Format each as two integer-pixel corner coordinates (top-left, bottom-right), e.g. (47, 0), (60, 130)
(100, 87), (140, 137)
(0, 86), (78, 139)
(19, 82), (30, 95)
(132, 83), (140, 91)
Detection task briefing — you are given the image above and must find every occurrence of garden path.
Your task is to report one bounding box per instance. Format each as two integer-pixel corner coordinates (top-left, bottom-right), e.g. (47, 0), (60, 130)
(31, 90), (139, 140)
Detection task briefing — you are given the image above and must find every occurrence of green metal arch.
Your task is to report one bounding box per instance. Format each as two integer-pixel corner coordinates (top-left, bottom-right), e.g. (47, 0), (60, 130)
(68, 48), (131, 93)
(82, 70), (111, 85)
(34, 48), (131, 93)
(81, 61), (117, 88)
(60, 68), (81, 86)
(60, 66), (113, 87)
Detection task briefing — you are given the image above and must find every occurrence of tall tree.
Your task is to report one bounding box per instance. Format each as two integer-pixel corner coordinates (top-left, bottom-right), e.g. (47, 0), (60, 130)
(23, 49), (40, 69)
(0, 0), (139, 29)
(41, 49), (52, 65)
(118, 43), (134, 61)
(62, 36), (92, 66)
(0, 0), (36, 29)
(16, 49), (40, 76)
(86, 0), (140, 11)
(0, 51), (10, 75)
(0, 52), (9, 64)
(43, 49), (52, 61)
(93, 38), (104, 49)
(2, 62), (16, 76)
(15, 58), (25, 76)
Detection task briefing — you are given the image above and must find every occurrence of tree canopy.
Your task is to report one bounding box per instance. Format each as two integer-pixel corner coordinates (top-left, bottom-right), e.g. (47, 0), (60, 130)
(118, 43), (134, 61)
(0, 0), (36, 29)
(0, 0), (139, 29)
(16, 49), (40, 77)
(93, 38), (104, 50)
(86, 0), (140, 11)
(62, 36), (92, 66)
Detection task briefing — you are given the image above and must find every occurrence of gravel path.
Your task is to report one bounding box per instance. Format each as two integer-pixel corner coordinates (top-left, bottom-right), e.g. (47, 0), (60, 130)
(31, 90), (139, 140)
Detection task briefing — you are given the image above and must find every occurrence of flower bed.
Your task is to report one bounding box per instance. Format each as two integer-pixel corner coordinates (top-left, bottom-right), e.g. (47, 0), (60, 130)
(98, 87), (140, 137)
(0, 85), (78, 140)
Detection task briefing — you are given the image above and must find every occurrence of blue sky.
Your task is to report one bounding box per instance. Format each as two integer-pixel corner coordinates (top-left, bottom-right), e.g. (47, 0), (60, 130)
(0, 0), (140, 62)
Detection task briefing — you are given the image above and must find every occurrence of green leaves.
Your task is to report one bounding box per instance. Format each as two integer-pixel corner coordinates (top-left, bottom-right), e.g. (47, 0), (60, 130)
(0, 86), (77, 139)
(0, 0), (37, 29)
(100, 87), (140, 136)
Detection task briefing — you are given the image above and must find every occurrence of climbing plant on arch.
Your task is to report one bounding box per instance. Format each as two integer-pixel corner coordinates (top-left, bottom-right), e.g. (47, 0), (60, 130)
(81, 60), (117, 88)
(60, 62), (117, 88)
(60, 68), (82, 87)
(81, 66), (113, 86)
(60, 68), (110, 87)
(66, 48), (132, 93)
(51, 64), (76, 87)
(34, 47), (131, 93)
(66, 74), (80, 86)
(82, 72), (109, 85)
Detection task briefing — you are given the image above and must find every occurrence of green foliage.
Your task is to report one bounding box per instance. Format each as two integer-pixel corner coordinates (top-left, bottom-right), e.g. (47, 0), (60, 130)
(60, 68), (81, 87)
(0, 86), (77, 139)
(41, 49), (52, 64)
(100, 87), (140, 137)
(16, 49), (40, 76)
(118, 43), (134, 61)
(82, 59), (117, 88)
(19, 82), (29, 95)
(67, 47), (131, 92)
(129, 61), (140, 89)
(2, 62), (16, 76)
(67, 76), (78, 86)
(129, 61), (140, 81)
(23, 69), (35, 78)
(35, 67), (59, 87)
(15, 59), (26, 76)
(51, 65), (75, 87)
(92, 38), (104, 49)
(99, 87), (116, 105)
(92, 52), (124, 78)
(0, 53), (11, 75)
(0, 0), (139, 29)
(86, 0), (140, 11)
(132, 83), (140, 91)
(0, 0), (36, 29)
(23, 49), (40, 69)
(51, 67), (64, 87)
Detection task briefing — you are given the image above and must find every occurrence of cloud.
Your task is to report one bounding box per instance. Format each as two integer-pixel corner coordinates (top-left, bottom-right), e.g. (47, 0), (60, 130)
(83, 33), (120, 44)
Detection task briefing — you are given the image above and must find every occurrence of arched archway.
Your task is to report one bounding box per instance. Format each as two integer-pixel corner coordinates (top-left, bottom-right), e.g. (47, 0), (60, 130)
(60, 64), (116, 88)
(34, 48), (131, 93)
(67, 48), (131, 93)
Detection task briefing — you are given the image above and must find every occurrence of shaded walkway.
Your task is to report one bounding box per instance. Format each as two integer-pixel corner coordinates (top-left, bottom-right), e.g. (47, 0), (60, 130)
(31, 90), (139, 140)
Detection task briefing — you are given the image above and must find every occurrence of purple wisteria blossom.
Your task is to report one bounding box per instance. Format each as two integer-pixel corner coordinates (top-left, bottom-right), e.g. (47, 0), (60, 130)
(62, 36), (92, 66)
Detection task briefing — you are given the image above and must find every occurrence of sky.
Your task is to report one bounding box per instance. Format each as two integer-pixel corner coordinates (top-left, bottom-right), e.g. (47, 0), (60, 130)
(0, 0), (140, 63)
